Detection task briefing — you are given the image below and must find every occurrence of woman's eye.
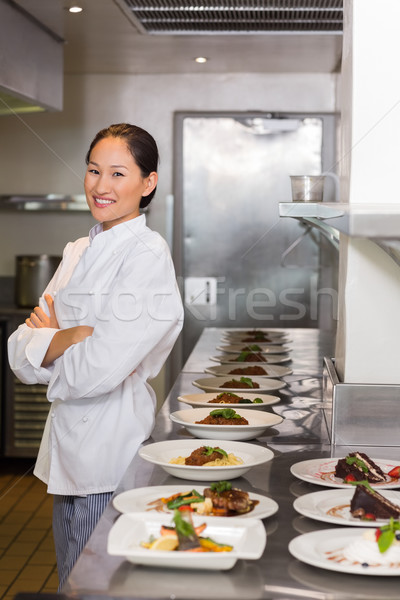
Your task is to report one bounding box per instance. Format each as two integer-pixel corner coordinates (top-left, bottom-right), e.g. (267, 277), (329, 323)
(88, 168), (99, 175)
(112, 171), (124, 177)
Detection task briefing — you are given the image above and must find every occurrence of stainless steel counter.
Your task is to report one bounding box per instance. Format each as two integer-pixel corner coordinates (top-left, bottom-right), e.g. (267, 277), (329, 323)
(62, 328), (400, 600)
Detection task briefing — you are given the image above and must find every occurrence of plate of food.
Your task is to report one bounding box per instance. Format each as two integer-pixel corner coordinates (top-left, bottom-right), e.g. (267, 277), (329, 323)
(113, 481), (279, 520)
(170, 407), (283, 441)
(108, 510), (266, 570)
(290, 453), (400, 489)
(192, 376), (286, 394)
(204, 364), (292, 378)
(217, 344), (290, 355)
(138, 439), (274, 481)
(293, 485), (400, 527)
(221, 334), (290, 346)
(177, 392), (280, 410)
(222, 329), (287, 339)
(210, 353), (292, 365)
(288, 522), (400, 575)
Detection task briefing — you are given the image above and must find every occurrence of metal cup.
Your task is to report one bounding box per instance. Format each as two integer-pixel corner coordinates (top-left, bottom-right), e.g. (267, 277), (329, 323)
(290, 175), (325, 202)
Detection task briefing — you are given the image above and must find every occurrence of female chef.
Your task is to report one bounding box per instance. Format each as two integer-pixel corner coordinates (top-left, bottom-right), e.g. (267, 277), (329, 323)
(8, 123), (184, 588)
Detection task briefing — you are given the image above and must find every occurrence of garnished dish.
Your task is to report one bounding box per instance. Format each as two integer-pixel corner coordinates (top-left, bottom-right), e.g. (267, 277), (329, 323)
(210, 353), (291, 365)
(170, 407), (283, 441)
(138, 439), (274, 481)
(140, 509), (233, 553)
(113, 484), (279, 520)
(192, 376), (286, 394)
(335, 452), (387, 484)
(290, 456), (400, 489)
(177, 392), (280, 411)
(108, 511), (267, 569)
(222, 328), (287, 340)
(169, 445), (244, 467)
(288, 523), (400, 575)
(195, 408), (249, 425)
(217, 343), (289, 355)
(293, 487), (400, 527)
(208, 392), (263, 405)
(147, 481), (259, 517)
(205, 364), (293, 379)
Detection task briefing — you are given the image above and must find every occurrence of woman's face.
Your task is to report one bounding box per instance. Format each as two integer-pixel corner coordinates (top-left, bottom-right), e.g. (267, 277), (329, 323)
(84, 136), (157, 230)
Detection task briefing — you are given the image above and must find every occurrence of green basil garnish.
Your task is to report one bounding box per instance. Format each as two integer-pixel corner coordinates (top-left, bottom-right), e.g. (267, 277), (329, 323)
(346, 456), (368, 472)
(210, 481), (232, 494)
(204, 446), (228, 458)
(209, 408), (241, 419)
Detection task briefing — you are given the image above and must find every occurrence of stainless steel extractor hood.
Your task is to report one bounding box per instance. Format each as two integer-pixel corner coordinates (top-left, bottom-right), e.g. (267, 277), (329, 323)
(0, 0), (64, 115)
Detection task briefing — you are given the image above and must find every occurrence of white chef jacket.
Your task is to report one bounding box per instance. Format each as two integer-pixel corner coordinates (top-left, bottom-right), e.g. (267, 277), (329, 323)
(8, 215), (183, 495)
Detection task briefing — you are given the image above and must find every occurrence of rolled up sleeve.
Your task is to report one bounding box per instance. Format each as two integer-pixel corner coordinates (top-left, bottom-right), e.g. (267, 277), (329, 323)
(8, 325), (59, 385)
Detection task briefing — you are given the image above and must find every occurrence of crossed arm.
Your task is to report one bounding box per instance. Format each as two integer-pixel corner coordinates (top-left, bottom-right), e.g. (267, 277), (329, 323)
(26, 293), (93, 368)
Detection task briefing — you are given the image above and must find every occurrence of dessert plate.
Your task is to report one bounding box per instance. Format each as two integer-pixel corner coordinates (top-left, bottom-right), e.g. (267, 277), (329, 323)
(204, 364), (292, 378)
(293, 488), (400, 527)
(210, 354), (291, 365)
(108, 512), (266, 570)
(138, 439), (274, 481)
(217, 344), (290, 355)
(177, 392), (280, 411)
(113, 484), (279, 520)
(170, 407), (283, 441)
(290, 458), (400, 489)
(192, 376), (286, 394)
(289, 528), (400, 576)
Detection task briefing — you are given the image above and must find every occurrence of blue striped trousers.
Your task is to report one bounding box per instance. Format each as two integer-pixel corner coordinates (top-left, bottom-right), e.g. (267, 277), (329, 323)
(53, 492), (113, 590)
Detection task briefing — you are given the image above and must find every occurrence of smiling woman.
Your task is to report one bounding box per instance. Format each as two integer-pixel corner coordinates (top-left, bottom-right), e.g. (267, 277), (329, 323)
(7, 122), (184, 590)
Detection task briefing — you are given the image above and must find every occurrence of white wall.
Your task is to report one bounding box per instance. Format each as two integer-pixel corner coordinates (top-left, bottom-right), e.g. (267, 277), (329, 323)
(0, 72), (337, 275)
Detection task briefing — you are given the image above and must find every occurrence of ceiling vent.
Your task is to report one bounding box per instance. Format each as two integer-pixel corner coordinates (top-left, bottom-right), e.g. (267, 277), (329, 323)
(117, 0), (343, 35)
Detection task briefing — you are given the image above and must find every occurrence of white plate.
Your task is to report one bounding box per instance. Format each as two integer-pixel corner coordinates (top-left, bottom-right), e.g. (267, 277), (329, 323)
(108, 512), (266, 570)
(204, 364), (292, 378)
(290, 457), (400, 489)
(192, 376), (286, 394)
(138, 439), (274, 481)
(221, 335), (290, 345)
(289, 527), (400, 576)
(293, 488), (400, 527)
(177, 392), (280, 411)
(222, 329), (287, 338)
(113, 485), (279, 520)
(170, 407), (283, 441)
(210, 354), (291, 365)
(217, 344), (290, 355)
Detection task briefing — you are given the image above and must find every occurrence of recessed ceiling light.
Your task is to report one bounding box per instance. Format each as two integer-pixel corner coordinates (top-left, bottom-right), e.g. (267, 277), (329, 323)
(68, 5), (83, 13)
(194, 57), (208, 64)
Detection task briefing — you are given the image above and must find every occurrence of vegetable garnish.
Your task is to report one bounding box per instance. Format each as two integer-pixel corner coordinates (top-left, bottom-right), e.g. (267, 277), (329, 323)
(216, 392), (240, 399)
(166, 489), (205, 510)
(210, 481), (232, 494)
(204, 446), (228, 458)
(375, 518), (400, 553)
(246, 345), (262, 351)
(209, 408), (242, 419)
(346, 456), (368, 472)
(240, 376), (254, 388)
(348, 480), (375, 493)
(236, 351), (250, 362)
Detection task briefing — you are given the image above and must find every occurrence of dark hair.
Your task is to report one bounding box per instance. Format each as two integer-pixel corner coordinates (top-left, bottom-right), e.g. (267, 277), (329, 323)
(85, 123), (159, 208)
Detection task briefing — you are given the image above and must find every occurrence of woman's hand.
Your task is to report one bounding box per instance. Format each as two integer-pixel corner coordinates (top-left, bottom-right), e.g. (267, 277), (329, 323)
(41, 325), (94, 367)
(26, 294), (59, 329)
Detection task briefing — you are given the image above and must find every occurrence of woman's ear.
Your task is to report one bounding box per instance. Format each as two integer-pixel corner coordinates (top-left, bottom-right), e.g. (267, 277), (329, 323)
(142, 171), (158, 197)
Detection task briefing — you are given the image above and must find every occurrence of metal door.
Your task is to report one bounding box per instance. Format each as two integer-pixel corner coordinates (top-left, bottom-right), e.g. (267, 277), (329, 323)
(173, 112), (338, 362)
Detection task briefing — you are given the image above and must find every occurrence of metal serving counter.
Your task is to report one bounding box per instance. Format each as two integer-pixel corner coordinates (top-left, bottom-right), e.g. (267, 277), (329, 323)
(62, 328), (400, 600)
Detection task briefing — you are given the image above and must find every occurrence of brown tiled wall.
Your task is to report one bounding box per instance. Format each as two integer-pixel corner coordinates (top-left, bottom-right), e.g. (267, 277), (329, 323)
(0, 460), (58, 599)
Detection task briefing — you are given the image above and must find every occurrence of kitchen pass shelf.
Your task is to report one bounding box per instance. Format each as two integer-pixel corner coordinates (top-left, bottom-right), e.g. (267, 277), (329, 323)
(279, 202), (400, 265)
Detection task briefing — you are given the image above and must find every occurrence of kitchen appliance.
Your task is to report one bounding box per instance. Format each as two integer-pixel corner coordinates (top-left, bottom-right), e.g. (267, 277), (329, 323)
(15, 254), (61, 308)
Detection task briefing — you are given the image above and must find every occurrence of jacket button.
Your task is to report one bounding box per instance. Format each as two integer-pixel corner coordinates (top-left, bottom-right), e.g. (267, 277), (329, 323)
(51, 412), (56, 418)
(83, 416), (88, 423)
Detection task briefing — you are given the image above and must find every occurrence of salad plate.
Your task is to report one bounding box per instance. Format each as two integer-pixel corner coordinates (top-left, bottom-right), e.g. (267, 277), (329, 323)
(108, 512), (266, 570)
(170, 407), (283, 441)
(204, 363), (292, 378)
(177, 392), (280, 410)
(192, 376), (286, 394)
(113, 484), (279, 520)
(289, 527), (400, 576)
(290, 457), (400, 489)
(293, 488), (400, 526)
(138, 439), (274, 481)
